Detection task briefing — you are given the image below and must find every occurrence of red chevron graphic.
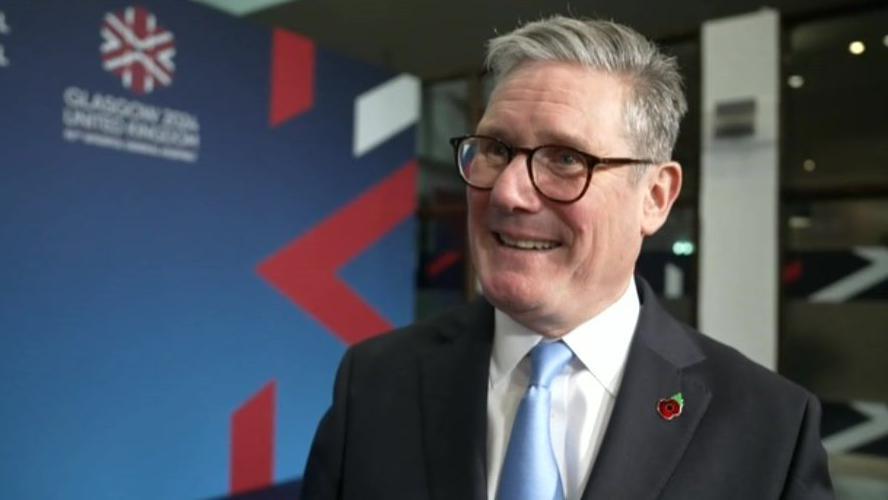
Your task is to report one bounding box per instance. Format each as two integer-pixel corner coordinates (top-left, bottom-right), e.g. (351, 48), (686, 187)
(230, 381), (276, 495)
(269, 29), (315, 127)
(257, 161), (417, 345)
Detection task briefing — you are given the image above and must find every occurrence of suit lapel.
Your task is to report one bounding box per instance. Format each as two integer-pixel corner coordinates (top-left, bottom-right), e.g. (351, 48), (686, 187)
(581, 279), (712, 500)
(420, 299), (493, 500)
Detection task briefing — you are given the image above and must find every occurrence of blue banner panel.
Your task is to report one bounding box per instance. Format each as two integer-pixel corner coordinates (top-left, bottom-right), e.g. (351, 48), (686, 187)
(0, 1), (416, 499)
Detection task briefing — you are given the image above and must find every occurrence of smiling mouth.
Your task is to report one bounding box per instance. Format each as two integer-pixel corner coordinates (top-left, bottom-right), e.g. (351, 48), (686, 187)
(494, 232), (562, 251)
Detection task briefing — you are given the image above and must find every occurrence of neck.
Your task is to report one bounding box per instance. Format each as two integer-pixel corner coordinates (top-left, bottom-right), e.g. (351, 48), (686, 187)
(506, 276), (635, 338)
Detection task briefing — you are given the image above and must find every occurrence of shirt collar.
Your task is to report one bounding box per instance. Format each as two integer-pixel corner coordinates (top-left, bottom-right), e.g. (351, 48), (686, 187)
(489, 277), (640, 396)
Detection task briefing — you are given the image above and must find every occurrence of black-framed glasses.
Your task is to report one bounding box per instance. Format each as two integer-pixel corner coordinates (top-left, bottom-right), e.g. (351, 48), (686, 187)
(449, 135), (654, 203)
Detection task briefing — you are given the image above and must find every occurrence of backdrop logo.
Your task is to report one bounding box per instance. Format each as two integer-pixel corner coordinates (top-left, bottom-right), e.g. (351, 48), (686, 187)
(100, 6), (175, 95)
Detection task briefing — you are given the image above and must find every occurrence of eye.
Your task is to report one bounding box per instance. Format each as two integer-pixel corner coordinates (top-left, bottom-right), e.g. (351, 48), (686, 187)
(555, 150), (580, 166)
(538, 146), (587, 173)
(482, 140), (510, 160)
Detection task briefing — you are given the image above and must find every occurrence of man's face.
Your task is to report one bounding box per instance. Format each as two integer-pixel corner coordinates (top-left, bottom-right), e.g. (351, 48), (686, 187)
(468, 60), (663, 335)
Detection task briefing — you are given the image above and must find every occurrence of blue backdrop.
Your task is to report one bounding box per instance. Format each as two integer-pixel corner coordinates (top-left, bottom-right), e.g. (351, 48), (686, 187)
(0, 1), (416, 498)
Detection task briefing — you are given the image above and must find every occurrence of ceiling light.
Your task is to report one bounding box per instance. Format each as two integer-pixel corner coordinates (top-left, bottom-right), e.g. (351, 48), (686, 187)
(883, 34), (888, 47)
(787, 75), (804, 88)
(803, 159), (816, 172)
(788, 216), (812, 230)
(849, 41), (865, 55)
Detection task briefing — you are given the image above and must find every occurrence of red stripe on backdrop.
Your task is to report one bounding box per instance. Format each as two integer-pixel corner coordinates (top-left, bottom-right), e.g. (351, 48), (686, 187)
(258, 161), (418, 345)
(269, 29), (316, 127)
(230, 381), (277, 495)
(426, 250), (462, 279)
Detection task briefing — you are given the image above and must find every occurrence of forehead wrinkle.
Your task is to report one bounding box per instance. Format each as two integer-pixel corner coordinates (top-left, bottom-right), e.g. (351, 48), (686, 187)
(489, 84), (588, 115)
(482, 63), (630, 156)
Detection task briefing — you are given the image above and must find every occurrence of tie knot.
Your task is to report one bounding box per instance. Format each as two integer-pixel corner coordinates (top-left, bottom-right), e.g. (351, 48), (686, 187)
(529, 341), (573, 388)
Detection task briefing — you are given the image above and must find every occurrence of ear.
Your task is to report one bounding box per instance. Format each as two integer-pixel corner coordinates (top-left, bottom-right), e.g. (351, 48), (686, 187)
(640, 161), (682, 236)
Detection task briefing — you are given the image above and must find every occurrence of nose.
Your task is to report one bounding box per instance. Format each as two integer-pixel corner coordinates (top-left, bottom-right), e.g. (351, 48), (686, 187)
(487, 154), (543, 213)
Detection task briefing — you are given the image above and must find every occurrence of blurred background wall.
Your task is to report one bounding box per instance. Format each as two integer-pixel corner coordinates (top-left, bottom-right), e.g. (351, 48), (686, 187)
(1, 0), (886, 498)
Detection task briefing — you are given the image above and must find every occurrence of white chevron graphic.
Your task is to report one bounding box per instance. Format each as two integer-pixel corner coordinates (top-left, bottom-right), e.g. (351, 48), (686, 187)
(810, 247), (888, 303)
(353, 74), (420, 157)
(823, 402), (888, 454)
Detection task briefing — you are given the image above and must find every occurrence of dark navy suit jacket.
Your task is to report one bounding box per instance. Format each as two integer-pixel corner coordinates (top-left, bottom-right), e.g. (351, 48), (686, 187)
(301, 278), (834, 499)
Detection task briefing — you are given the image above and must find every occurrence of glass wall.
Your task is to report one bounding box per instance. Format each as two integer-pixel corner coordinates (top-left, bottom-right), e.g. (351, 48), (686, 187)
(780, 6), (888, 493)
(780, 6), (888, 403)
(416, 77), (473, 317)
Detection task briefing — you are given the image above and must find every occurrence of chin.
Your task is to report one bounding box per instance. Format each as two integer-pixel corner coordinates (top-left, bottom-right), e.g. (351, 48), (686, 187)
(478, 272), (545, 316)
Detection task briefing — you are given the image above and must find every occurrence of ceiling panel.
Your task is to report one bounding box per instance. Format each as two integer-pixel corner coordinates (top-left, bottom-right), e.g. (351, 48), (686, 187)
(247, 0), (878, 79)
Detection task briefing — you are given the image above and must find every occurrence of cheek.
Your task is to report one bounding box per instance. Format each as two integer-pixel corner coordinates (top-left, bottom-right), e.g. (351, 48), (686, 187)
(467, 188), (489, 214)
(564, 192), (636, 272)
(582, 227), (608, 273)
(467, 193), (487, 234)
(467, 192), (492, 263)
(562, 206), (602, 269)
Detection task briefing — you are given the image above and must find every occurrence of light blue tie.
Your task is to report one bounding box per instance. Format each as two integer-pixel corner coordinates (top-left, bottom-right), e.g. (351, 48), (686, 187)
(498, 341), (573, 500)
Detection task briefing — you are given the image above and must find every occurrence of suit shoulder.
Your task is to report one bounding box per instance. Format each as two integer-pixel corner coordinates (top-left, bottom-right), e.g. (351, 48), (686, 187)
(346, 299), (490, 363)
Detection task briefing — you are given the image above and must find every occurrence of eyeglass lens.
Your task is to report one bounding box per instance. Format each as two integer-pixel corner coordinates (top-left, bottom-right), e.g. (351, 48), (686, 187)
(457, 136), (591, 201)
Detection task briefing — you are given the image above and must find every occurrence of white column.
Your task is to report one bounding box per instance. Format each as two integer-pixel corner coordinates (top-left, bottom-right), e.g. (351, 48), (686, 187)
(700, 9), (780, 370)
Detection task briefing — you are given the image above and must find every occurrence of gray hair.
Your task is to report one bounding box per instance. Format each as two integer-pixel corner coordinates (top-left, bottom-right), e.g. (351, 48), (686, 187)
(486, 16), (687, 165)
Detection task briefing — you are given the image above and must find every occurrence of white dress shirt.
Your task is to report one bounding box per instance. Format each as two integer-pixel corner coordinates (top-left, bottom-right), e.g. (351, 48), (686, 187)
(486, 279), (640, 500)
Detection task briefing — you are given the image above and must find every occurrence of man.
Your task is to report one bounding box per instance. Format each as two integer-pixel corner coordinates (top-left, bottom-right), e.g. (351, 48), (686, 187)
(301, 16), (834, 500)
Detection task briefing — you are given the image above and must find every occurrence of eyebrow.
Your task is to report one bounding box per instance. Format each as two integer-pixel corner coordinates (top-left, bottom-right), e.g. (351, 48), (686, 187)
(538, 130), (606, 154)
(474, 125), (514, 143)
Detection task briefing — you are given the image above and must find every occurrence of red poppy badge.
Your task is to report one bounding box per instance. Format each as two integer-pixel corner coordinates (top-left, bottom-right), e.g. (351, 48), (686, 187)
(657, 392), (684, 421)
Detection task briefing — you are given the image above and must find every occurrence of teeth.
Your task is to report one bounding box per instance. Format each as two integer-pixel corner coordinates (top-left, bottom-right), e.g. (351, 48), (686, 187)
(498, 233), (559, 250)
